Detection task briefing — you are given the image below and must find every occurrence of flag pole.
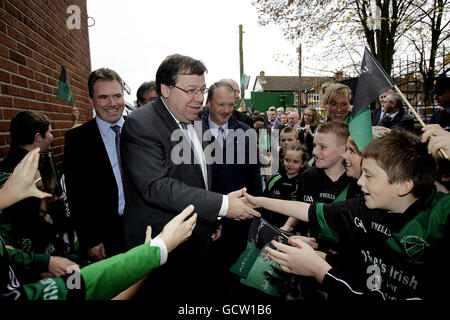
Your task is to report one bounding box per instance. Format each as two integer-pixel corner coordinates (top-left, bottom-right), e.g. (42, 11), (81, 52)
(393, 85), (448, 159)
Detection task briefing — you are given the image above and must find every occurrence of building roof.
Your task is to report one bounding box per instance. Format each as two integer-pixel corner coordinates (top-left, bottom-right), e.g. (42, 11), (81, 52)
(253, 75), (332, 92)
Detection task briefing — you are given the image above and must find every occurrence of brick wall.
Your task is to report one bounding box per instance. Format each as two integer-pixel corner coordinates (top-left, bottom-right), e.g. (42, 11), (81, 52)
(0, 0), (92, 166)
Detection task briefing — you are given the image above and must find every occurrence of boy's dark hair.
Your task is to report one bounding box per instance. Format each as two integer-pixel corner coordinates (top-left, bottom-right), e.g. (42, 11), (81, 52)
(10, 111), (50, 146)
(136, 81), (157, 103)
(362, 130), (437, 198)
(155, 54), (207, 96)
(285, 144), (310, 163)
(88, 68), (124, 98)
(280, 126), (297, 136)
(316, 120), (349, 146)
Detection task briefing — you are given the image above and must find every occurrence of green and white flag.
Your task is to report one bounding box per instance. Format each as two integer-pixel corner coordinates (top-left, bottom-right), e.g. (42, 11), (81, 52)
(56, 65), (74, 104)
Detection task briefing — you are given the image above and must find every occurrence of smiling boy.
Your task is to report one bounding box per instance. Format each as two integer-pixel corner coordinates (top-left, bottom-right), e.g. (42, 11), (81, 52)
(247, 130), (450, 300)
(282, 121), (352, 236)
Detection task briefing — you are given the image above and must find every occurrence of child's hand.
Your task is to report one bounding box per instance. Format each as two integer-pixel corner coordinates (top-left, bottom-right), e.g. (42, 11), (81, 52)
(157, 205), (197, 253)
(0, 148), (52, 209)
(265, 238), (331, 283)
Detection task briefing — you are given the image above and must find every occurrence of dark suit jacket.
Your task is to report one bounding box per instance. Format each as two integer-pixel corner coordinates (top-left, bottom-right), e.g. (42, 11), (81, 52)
(63, 118), (124, 256)
(372, 107), (414, 131)
(371, 108), (384, 126)
(120, 98), (223, 254)
(383, 109), (414, 131)
(201, 112), (262, 196)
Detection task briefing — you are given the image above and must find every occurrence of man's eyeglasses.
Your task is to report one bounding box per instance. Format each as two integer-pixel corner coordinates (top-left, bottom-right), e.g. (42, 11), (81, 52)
(172, 85), (208, 96)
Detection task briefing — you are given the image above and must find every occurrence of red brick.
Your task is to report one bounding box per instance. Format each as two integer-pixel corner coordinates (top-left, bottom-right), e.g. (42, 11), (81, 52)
(2, 108), (20, 120)
(26, 57), (40, 71)
(6, 27), (25, 45)
(29, 100), (44, 110)
(0, 32), (17, 49)
(0, 7), (15, 26)
(0, 20), (6, 33)
(17, 42), (32, 58)
(35, 91), (48, 102)
(42, 83), (52, 94)
(34, 72), (47, 83)
(20, 87), (35, 99)
(4, 1), (22, 21)
(0, 44), (7, 58)
(28, 79), (41, 91)
(9, 50), (26, 65)
(13, 97), (29, 109)
(18, 65), (34, 79)
(11, 74), (27, 87)
(40, 65), (51, 76)
(0, 56), (17, 72)
(0, 96), (13, 107)
(24, 36), (39, 52)
(0, 69), (10, 83)
(0, 120), (10, 132)
(1, 84), (20, 96)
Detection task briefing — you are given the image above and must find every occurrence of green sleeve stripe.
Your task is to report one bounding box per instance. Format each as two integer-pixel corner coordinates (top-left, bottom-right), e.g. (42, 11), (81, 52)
(80, 243), (161, 300)
(267, 174), (282, 192)
(316, 203), (339, 242)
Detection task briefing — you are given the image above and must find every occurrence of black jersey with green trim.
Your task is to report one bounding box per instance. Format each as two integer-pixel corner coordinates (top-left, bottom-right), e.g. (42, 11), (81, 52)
(262, 171), (301, 227)
(1, 236), (22, 300)
(308, 189), (450, 300)
(296, 167), (352, 204)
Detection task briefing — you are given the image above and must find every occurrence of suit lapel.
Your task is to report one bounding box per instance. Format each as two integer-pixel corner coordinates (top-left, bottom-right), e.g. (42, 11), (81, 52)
(154, 99), (207, 189)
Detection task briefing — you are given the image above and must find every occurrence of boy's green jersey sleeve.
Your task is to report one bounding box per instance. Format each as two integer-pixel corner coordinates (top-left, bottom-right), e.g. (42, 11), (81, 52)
(81, 242), (161, 300)
(19, 242), (161, 300)
(7, 247), (50, 274)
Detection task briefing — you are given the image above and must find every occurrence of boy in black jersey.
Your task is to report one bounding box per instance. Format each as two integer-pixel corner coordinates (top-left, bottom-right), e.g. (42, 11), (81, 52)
(246, 130), (450, 300)
(282, 121), (351, 235)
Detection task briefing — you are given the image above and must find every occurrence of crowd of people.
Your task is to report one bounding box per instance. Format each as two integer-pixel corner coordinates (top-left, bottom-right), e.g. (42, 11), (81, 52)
(0, 53), (449, 302)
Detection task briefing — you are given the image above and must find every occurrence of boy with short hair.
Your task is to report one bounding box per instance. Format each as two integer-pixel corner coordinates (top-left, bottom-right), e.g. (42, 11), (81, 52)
(279, 126), (300, 154)
(283, 121), (351, 235)
(247, 130), (450, 300)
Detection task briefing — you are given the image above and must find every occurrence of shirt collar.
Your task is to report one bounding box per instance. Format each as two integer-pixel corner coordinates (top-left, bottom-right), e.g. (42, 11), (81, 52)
(208, 115), (228, 131)
(96, 116), (125, 137)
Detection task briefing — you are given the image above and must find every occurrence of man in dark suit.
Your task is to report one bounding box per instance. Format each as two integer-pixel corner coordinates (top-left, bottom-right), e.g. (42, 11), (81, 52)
(120, 54), (260, 301)
(64, 68), (126, 263)
(371, 89), (394, 126)
(201, 81), (262, 298)
(266, 106), (284, 131)
(379, 92), (414, 131)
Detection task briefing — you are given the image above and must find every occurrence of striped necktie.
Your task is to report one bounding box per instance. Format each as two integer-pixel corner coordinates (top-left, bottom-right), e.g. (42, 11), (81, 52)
(111, 125), (125, 191)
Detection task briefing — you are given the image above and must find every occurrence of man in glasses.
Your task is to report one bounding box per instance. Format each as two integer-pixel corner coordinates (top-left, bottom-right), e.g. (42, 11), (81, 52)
(120, 54), (260, 301)
(135, 80), (159, 108)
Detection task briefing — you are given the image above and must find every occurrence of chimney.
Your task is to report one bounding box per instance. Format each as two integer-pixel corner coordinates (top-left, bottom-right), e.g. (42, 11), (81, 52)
(260, 71), (266, 83)
(335, 71), (343, 82)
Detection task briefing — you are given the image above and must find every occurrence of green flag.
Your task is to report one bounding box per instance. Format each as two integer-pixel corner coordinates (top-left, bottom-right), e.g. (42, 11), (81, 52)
(56, 65), (74, 104)
(350, 47), (395, 151)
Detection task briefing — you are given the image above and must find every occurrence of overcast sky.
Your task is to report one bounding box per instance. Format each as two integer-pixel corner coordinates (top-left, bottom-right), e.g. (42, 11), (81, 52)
(86, 0), (307, 102)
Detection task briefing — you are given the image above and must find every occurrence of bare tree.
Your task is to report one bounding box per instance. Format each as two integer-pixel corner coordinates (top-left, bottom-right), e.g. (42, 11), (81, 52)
(404, 0), (450, 104)
(252, 0), (448, 83)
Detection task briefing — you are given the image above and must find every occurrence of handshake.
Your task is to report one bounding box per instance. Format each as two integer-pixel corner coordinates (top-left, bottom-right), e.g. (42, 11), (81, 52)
(225, 187), (261, 221)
